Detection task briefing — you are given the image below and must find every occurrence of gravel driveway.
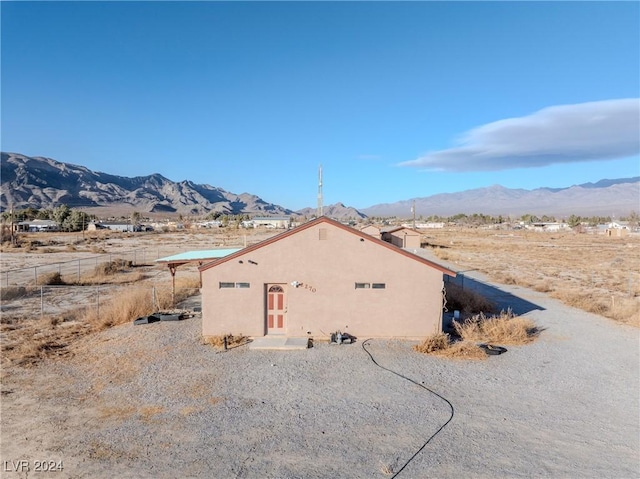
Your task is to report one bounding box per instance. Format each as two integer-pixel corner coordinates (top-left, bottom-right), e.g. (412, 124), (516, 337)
(1, 269), (638, 479)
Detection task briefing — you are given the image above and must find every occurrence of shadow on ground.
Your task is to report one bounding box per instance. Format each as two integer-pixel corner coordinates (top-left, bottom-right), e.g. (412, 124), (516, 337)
(447, 273), (545, 315)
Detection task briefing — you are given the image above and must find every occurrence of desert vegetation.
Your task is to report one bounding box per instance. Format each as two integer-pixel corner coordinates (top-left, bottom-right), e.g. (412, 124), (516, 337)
(1, 247), (201, 367)
(444, 282), (495, 315)
(415, 310), (539, 360)
(426, 228), (640, 326)
(202, 333), (249, 349)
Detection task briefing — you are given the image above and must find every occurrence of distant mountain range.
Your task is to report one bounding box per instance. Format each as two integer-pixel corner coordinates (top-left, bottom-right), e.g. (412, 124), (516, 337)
(363, 179), (640, 218)
(1, 152), (295, 216)
(1, 152), (638, 218)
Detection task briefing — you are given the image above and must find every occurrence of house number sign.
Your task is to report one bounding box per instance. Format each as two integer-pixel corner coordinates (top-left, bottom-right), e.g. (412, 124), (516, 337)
(300, 283), (316, 293)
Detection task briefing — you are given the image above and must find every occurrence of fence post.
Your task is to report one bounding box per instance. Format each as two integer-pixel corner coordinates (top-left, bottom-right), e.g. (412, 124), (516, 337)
(34, 266), (38, 285)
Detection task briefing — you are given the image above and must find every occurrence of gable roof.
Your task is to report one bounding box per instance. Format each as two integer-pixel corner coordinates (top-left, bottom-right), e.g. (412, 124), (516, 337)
(199, 216), (456, 277)
(381, 226), (420, 234)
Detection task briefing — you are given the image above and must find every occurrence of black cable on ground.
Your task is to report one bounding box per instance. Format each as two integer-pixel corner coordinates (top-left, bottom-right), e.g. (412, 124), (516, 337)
(362, 339), (455, 479)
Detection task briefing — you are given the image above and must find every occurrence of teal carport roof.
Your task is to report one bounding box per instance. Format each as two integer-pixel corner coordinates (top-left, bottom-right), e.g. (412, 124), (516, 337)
(155, 249), (241, 267)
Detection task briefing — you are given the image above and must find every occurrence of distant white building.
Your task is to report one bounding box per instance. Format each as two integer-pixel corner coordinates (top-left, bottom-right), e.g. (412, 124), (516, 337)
(402, 221), (444, 229)
(250, 216), (291, 229)
(15, 219), (59, 232)
(194, 221), (222, 229)
(524, 222), (570, 232)
(88, 221), (140, 232)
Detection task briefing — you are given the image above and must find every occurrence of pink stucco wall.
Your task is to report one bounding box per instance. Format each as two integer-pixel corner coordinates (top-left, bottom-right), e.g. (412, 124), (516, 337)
(200, 219), (453, 340)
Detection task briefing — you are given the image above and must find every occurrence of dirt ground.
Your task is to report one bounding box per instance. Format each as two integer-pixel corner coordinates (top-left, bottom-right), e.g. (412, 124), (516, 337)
(1, 228), (639, 478)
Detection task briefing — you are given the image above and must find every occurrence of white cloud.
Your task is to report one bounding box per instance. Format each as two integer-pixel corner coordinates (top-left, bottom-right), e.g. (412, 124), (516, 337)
(398, 99), (640, 172)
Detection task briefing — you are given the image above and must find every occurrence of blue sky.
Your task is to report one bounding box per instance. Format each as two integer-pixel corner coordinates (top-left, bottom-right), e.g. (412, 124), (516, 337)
(2, 1), (639, 211)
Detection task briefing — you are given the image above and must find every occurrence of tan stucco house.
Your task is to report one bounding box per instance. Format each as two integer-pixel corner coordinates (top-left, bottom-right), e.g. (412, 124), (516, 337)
(199, 216), (456, 340)
(381, 226), (422, 249)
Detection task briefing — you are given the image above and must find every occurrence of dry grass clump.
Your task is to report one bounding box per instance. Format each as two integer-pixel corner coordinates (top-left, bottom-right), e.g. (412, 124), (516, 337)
(551, 291), (609, 315)
(81, 287), (155, 330)
(415, 310), (538, 359)
(413, 332), (487, 360)
(0, 285), (30, 301)
(454, 309), (539, 345)
(74, 260), (146, 285)
(432, 249), (459, 262)
(445, 282), (495, 315)
(2, 313), (87, 367)
(37, 272), (65, 285)
(548, 290), (639, 326)
(203, 333), (247, 348)
(607, 297), (640, 324)
(94, 259), (133, 276)
(413, 332), (450, 353)
(8, 337), (71, 366)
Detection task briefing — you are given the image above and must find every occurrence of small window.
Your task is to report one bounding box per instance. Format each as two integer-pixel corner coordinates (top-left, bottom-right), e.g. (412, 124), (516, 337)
(236, 282), (250, 288)
(219, 282), (235, 288)
(319, 228), (328, 240)
(355, 283), (370, 289)
(372, 283), (386, 289)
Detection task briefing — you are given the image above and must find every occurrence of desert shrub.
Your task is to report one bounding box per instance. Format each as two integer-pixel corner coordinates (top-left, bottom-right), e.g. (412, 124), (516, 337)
(445, 282), (495, 315)
(551, 290), (608, 315)
(10, 338), (69, 366)
(37, 272), (65, 285)
(81, 287), (155, 330)
(432, 249), (460, 262)
(413, 332), (486, 360)
(608, 297), (640, 326)
(413, 332), (450, 353)
(0, 286), (30, 301)
(203, 334), (247, 348)
(551, 290), (639, 327)
(532, 279), (554, 293)
(453, 309), (538, 345)
(495, 272), (518, 285)
(94, 259), (133, 276)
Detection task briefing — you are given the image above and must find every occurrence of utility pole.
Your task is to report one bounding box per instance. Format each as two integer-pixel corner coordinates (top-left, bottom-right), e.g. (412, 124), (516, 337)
(9, 206), (15, 245)
(317, 164), (323, 218)
(412, 200), (416, 230)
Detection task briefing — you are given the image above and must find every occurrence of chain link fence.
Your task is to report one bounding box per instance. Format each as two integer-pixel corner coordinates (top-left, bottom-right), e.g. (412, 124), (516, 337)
(0, 248), (185, 288)
(1, 284), (201, 322)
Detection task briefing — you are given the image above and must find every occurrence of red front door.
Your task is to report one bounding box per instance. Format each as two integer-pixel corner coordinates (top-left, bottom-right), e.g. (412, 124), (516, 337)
(266, 284), (286, 334)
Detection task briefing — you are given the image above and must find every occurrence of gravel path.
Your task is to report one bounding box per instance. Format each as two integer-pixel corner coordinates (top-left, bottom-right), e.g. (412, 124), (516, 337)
(1, 274), (638, 478)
